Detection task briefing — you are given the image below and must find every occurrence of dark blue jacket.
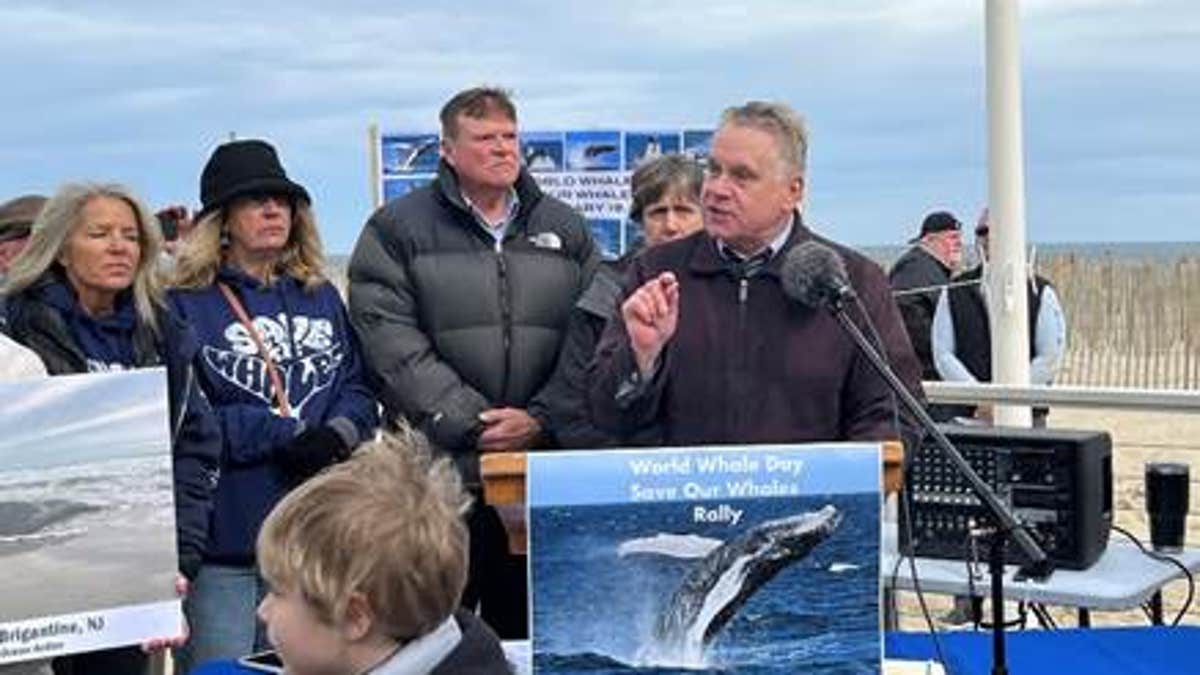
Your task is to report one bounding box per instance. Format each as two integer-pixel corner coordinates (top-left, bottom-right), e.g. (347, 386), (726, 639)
(1, 276), (222, 580)
(169, 267), (378, 564)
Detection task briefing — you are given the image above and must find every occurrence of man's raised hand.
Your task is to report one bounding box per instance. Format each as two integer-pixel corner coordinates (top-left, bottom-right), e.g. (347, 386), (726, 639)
(621, 272), (679, 377)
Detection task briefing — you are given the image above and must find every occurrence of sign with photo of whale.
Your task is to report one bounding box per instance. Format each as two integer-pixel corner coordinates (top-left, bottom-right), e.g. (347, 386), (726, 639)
(0, 370), (180, 664)
(526, 444), (883, 674)
(372, 126), (711, 260)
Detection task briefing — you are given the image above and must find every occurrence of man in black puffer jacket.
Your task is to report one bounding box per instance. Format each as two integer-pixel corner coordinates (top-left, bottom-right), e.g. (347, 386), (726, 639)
(348, 86), (598, 639)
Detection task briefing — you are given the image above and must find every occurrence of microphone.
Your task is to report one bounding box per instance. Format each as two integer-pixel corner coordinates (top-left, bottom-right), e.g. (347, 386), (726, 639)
(780, 237), (1052, 569)
(781, 241), (857, 309)
(781, 238), (1049, 675)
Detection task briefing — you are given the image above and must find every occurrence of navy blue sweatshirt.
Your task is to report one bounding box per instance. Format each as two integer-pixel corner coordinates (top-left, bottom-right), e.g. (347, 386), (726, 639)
(169, 267), (378, 564)
(42, 279), (139, 370)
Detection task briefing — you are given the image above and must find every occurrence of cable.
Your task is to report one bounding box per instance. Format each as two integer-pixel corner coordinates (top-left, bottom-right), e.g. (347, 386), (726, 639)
(963, 533), (983, 631)
(850, 294), (904, 445)
(1112, 525), (1195, 626)
(898, 484), (948, 667)
(848, 277), (947, 664)
(1029, 602), (1058, 629)
(892, 277), (983, 298)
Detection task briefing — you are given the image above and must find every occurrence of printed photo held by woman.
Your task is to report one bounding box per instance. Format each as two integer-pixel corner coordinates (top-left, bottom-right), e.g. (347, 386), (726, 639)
(0, 182), (222, 675)
(168, 139), (379, 671)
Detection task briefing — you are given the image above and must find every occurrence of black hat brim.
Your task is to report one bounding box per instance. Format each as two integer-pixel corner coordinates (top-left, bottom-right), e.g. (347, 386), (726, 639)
(196, 176), (311, 222)
(910, 227), (961, 244)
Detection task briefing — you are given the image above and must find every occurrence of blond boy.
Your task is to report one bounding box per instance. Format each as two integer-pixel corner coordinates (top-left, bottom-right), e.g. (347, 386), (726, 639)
(255, 429), (511, 674)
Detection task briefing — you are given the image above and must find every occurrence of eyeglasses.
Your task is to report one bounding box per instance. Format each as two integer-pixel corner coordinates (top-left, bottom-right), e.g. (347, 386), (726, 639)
(236, 192), (292, 208)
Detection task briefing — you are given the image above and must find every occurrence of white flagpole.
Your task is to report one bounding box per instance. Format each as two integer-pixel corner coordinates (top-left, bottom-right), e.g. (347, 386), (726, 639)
(986, 0), (1033, 427)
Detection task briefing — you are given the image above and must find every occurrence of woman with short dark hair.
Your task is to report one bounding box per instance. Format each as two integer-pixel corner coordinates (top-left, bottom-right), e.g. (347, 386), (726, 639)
(542, 154), (704, 448)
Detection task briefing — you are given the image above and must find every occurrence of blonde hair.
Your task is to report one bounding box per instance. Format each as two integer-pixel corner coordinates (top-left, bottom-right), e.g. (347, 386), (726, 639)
(2, 182), (164, 332)
(257, 425), (471, 640)
(720, 101), (808, 178)
(171, 201), (327, 290)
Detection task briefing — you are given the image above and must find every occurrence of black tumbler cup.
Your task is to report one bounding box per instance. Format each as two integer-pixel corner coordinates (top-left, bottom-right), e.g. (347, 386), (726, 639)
(1145, 462), (1189, 553)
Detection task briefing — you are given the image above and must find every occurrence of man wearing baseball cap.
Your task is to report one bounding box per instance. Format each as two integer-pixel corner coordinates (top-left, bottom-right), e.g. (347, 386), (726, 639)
(889, 210), (963, 385)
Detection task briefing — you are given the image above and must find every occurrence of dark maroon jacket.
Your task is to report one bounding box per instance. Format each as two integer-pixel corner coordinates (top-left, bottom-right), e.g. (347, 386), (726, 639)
(589, 217), (922, 446)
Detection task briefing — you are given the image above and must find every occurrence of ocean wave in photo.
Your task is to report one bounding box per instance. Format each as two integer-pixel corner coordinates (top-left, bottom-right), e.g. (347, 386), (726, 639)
(0, 499), (99, 556)
(0, 454), (177, 621)
(0, 454), (173, 554)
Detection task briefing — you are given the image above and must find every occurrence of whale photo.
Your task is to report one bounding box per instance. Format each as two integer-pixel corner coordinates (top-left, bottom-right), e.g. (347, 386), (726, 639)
(564, 130), (622, 171)
(380, 133), (440, 175)
(521, 131), (565, 173)
(528, 445), (882, 674)
(624, 132), (681, 170)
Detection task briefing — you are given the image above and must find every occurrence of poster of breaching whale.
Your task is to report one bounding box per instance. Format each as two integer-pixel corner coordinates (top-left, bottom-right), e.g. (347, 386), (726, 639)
(0, 370), (180, 664)
(527, 444), (882, 674)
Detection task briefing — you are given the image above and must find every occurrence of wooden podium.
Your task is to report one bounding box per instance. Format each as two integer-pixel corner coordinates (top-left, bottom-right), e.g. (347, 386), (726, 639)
(480, 441), (905, 555)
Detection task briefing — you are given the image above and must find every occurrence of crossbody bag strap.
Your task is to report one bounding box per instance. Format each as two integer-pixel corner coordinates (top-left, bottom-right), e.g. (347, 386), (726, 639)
(217, 282), (292, 417)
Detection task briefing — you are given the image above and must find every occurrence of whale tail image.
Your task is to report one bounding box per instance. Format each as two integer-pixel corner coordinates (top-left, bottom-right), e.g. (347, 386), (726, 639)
(646, 504), (842, 665)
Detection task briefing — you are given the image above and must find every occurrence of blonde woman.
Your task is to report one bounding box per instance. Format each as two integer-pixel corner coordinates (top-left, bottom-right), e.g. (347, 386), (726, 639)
(169, 139), (378, 671)
(1, 182), (221, 674)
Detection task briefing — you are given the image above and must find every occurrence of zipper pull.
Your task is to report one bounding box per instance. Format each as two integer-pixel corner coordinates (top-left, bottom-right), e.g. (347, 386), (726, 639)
(738, 278), (748, 304)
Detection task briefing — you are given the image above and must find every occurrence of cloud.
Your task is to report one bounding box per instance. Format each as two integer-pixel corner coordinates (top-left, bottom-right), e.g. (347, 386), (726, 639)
(0, 0), (1197, 248)
(0, 372), (169, 462)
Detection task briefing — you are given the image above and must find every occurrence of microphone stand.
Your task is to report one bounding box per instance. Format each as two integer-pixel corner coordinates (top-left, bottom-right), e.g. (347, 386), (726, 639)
(826, 293), (1052, 675)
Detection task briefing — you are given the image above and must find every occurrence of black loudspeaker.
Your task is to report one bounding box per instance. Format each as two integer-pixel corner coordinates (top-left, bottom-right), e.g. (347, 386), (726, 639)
(901, 425), (1113, 570)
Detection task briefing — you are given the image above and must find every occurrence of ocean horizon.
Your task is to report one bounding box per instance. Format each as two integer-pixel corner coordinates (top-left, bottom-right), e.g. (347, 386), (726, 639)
(862, 240), (1200, 264)
(326, 240), (1200, 273)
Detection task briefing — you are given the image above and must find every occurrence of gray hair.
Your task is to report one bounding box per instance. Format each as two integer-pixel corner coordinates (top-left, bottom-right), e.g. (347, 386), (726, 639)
(720, 101), (808, 178)
(3, 182), (164, 333)
(629, 154), (704, 223)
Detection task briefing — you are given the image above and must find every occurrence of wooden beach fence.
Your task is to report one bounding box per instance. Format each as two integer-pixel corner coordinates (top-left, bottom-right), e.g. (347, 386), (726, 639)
(1046, 254), (1200, 389)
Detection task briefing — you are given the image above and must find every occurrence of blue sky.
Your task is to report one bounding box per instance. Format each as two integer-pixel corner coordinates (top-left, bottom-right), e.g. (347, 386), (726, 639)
(1, 1), (1197, 254)
(0, 370), (170, 471)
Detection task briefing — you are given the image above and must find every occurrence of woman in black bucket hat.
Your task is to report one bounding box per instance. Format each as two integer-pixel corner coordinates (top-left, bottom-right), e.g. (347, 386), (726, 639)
(193, 140), (310, 223)
(168, 139), (379, 672)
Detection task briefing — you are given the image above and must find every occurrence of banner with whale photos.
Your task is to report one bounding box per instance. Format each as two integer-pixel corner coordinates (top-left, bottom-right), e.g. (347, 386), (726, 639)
(375, 128), (713, 259)
(0, 370), (180, 664)
(526, 444), (883, 674)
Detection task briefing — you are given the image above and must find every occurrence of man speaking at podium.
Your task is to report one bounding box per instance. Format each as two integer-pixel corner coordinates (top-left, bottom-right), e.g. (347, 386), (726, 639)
(590, 101), (921, 445)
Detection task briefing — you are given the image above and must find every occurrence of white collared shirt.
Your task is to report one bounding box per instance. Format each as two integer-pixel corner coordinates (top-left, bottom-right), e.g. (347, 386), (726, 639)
(716, 213), (795, 262)
(931, 272), (1066, 385)
(367, 615), (462, 675)
(462, 187), (520, 245)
